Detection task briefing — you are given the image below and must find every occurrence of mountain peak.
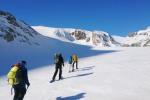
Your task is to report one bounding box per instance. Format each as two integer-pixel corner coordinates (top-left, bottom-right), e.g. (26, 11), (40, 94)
(33, 26), (120, 47)
(0, 10), (40, 45)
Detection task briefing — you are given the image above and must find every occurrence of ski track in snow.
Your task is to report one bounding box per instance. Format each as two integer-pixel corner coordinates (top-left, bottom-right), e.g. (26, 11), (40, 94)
(1, 48), (150, 100)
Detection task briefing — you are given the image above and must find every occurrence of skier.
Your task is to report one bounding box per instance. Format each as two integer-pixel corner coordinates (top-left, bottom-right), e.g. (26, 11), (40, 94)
(72, 54), (78, 72)
(51, 53), (64, 82)
(7, 60), (30, 100)
(68, 55), (73, 73)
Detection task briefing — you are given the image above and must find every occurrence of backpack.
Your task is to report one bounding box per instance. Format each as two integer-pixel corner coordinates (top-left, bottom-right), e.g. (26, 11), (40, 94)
(72, 54), (78, 62)
(54, 54), (59, 64)
(7, 64), (20, 85)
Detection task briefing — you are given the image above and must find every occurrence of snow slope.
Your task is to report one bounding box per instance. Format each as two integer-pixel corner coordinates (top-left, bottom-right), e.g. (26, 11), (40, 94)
(1, 48), (150, 100)
(121, 27), (150, 47)
(112, 35), (126, 44)
(31, 26), (76, 41)
(32, 26), (119, 47)
(0, 11), (40, 45)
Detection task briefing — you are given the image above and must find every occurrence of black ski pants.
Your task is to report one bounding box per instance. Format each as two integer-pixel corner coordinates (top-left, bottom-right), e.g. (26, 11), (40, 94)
(52, 64), (62, 80)
(13, 85), (26, 100)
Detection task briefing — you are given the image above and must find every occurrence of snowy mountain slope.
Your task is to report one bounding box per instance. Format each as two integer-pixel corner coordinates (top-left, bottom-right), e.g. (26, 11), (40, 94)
(1, 10), (150, 48)
(0, 11), (50, 75)
(1, 48), (150, 100)
(31, 26), (75, 41)
(0, 11), (117, 76)
(0, 11), (41, 45)
(32, 26), (120, 47)
(122, 27), (150, 47)
(112, 35), (126, 44)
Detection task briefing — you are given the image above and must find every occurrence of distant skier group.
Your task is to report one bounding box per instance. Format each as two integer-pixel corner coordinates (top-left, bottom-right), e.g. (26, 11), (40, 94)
(50, 53), (78, 82)
(7, 53), (78, 100)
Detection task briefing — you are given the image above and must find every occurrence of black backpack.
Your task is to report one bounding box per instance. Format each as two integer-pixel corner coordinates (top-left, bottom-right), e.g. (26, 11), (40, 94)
(15, 67), (24, 85)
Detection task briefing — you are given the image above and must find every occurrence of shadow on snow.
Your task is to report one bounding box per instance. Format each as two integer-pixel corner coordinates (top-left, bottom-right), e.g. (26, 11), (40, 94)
(0, 37), (118, 76)
(56, 93), (86, 100)
(74, 66), (95, 72)
(63, 72), (93, 80)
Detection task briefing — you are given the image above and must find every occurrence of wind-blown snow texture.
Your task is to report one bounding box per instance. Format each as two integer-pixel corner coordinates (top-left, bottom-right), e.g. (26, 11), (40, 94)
(1, 48), (150, 100)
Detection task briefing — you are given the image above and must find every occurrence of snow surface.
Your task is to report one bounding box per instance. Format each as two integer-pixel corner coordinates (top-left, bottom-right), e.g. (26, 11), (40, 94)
(112, 35), (126, 44)
(32, 26), (76, 42)
(1, 47), (150, 100)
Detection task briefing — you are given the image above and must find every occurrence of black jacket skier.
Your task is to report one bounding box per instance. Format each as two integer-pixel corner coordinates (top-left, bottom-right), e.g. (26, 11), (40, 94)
(13, 60), (30, 100)
(51, 53), (64, 82)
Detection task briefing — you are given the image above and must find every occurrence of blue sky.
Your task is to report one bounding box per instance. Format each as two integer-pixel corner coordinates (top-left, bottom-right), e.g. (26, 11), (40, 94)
(0, 0), (150, 36)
